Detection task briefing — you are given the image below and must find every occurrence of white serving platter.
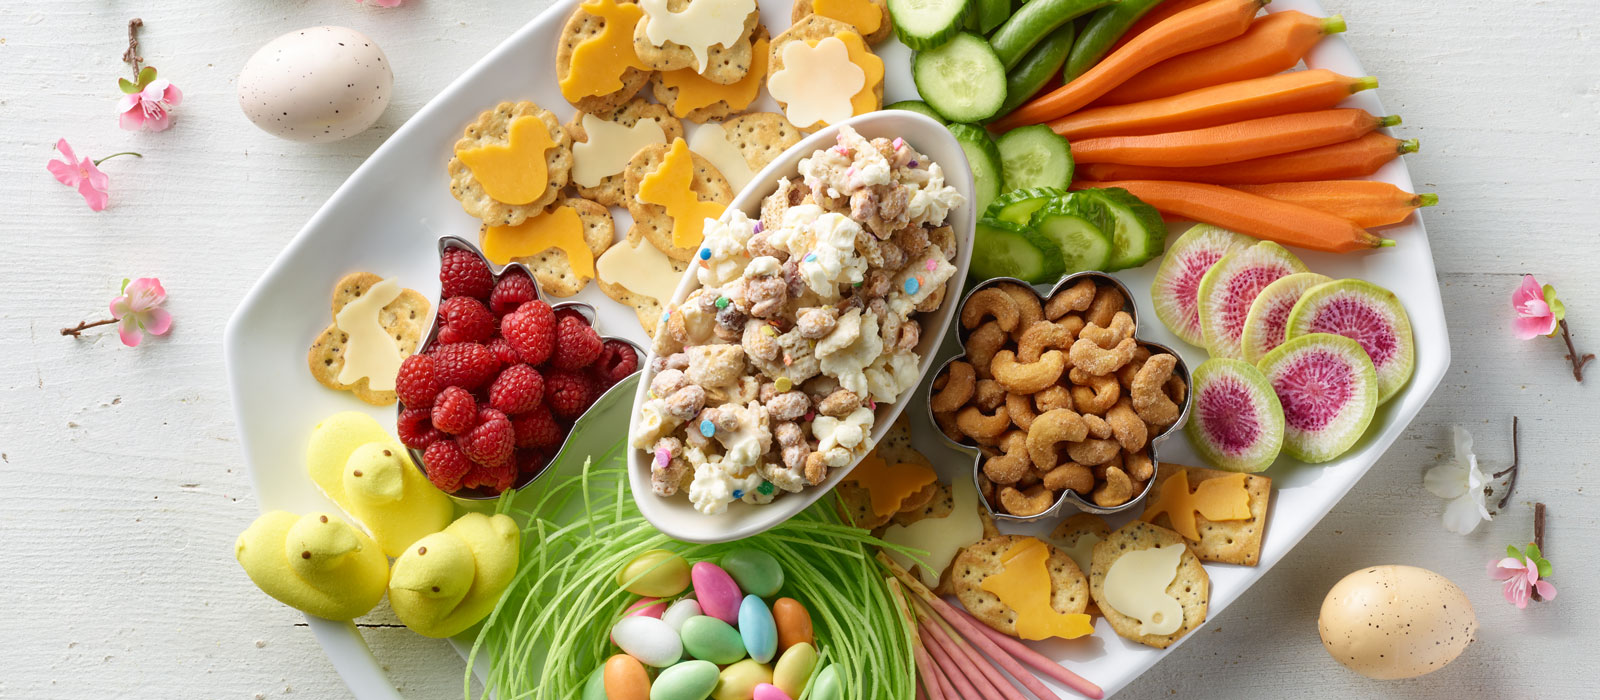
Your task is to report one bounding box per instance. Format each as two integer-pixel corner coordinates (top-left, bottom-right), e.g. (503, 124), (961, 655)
(223, 0), (1448, 697)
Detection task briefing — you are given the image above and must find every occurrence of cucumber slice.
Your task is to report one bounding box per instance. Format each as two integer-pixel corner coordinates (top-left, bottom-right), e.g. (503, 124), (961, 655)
(913, 33), (1007, 123)
(885, 100), (948, 124)
(1078, 187), (1168, 271)
(971, 218), (1065, 283)
(947, 123), (1003, 215)
(995, 124), (1074, 191)
(889, 0), (972, 51)
(985, 186), (1065, 226)
(1029, 194), (1113, 274)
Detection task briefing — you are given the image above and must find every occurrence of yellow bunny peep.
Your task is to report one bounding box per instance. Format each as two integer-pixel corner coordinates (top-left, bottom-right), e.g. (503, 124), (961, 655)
(388, 512), (520, 638)
(235, 511), (389, 620)
(307, 411), (454, 557)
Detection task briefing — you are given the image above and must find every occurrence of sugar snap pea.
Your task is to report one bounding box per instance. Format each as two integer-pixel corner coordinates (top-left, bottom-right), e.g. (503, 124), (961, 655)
(992, 22), (1077, 121)
(1064, 0), (1167, 82)
(988, 0), (1115, 70)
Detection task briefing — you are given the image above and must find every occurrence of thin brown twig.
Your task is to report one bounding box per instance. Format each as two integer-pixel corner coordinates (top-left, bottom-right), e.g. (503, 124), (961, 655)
(1492, 416), (1521, 510)
(1557, 319), (1594, 382)
(122, 18), (144, 78)
(61, 318), (117, 337)
(1532, 501), (1547, 601)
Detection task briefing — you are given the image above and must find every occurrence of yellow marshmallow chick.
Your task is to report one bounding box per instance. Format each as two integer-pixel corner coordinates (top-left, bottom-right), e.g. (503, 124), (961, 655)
(306, 411), (393, 506)
(342, 442), (454, 557)
(388, 512), (520, 638)
(235, 511), (389, 621)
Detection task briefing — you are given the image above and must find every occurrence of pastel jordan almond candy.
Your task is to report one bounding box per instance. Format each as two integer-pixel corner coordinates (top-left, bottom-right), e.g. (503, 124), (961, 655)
(235, 511), (389, 621)
(680, 615), (747, 665)
(690, 561), (743, 624)
(738, 594), (778, 663)
(582, 664), (609, 700)
(772, 597), (813, 653)
(661, 597), (703, 632)
(557, 0), (650, 113)
(652, 660), (720, 700)
(624, 139), (732, 262)
(340, 441), (453, 558)
(771, 642), (818, 696)
(612, 616), (684, 667)
(618, 549), (693, 597)
(714, 660), (773, 700)
(604, 654), (652, 700)
(388, 512), (521, 638)
(448, 101), (573, 227)
(808, 664), (842, 700)
(652, 30), (770, 123)
(634, 0), (761, 82)
(752, 684), (794, 700)
(718, 548), (784, 598)
(611, 597), (669, 645)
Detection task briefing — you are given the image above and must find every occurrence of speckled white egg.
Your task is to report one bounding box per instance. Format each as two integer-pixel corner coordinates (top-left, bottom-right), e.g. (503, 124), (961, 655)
(1318, 565), (1477, 680)
(237, 26), (392, 143)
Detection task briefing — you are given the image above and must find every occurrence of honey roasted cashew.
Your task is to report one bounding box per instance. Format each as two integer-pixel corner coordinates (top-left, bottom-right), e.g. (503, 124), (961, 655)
(1070, 373), (1121, 416)
(956, 405), (1011, 441)
(960, 288), (1020, 332)
(931, 361), (976, 413)
(1027, 408), (1089, 470)
(933, 410), (963, 443)
(1092, 467), (1135, 507)
(966, 322), (1007, 380)
(1166, 374), (1188, 404)
(1092, 451), (1123, 480)
(999, 484), (1056, 517)
(991, 349), (1067, 394)
(1116, 345), (1154, 389)
(1056, 314), (1086, 341)
(1124, 448), (1155, 482)
(973, 379), (1007, 411)
(1082, 413), (1113, 440)
(1006, 392), (1038, 431)
(1043, 462), (1094, 493)
(982, 431), (1031, 486)
(1069, 336), (1138, 376)
(1035, 385), (1074, 412)
(1085, 285), (1126, 328)
(997, 283), (1045, 341)
(1017, 321), (1076, 363)
(1106, 397), (1149, 453)
(1046, 279), (1095, 319)
(1078, 311), (1136, 349)
(1067, 438), (1121, 466)
(1131, 353), (1181, 427)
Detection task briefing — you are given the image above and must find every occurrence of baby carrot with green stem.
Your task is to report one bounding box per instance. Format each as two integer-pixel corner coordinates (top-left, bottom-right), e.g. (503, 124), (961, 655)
(994, 0), (1269, 129)
(1075, 132), (1419, 183)
(1071, 108), (1400, 167)
(1230, 180), (1439, 228)
(1049, 69), (1378, 140)
(1071, 179), (1395, 252)
(1094, 10), (1347, 106)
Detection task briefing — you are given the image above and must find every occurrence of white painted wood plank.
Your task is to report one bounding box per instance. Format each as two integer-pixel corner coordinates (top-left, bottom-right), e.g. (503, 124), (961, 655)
(1, 0), (1596, 698)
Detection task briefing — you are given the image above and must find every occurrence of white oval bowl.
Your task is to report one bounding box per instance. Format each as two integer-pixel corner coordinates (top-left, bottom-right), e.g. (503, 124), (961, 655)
(626, 111), (975, 543)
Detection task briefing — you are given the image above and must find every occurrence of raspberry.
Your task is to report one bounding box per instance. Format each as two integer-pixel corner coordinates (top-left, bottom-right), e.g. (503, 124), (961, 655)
(486, 336), (521, 367)
(550, 316), (603, 371)
(545, 369), (593, 419)
(436, 296), (495, 345)
(554, 307), (589, 326)
(462, 461), (516, 493)
(489, 364), (544, 415)
(431, 342), (500, 390)
(511, 405), (564, 449)
(440, 248), (494, 300)
(459, 407), (515, 467)
(431, 386), (478, 434)
(591, 340), (640, 390)
(395, 353), (440, 408)
(423, 440), (472, 492)
(502, 301), (556, 366)
(515, 448), (550, 475)
(489, 269), (537, 316)
(397, 407), (444, 450)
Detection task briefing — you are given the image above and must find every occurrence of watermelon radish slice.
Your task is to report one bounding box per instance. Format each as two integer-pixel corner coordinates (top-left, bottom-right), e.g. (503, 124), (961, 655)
(1150, 225), (1252, 347)
(1197, 241), (1308, 360)
(1240, 272), (1333, 364)
(1286, 279), (1416, 404)
(1257, 333), (1379, 463)
(1185, 358), (1284, 473)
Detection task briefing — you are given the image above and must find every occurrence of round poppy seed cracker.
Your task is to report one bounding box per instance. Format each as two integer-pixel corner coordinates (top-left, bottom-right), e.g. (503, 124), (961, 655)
(1089, 520), (1210, 649)
(623, 141), (734, 262)
(597, 225), (692, 338)
(564, 99), (684, 207)
(556, 0), (653, 114)
(953, 535), (1090, 638)
(632, 0), (761, 83)
(447, 101), (572, 227)
(768, 16), (882, 132)
(307, 272), (430, 406)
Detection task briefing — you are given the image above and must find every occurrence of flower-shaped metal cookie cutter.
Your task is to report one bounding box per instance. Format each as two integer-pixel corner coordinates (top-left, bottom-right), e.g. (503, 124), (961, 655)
(925, 272), (1193, 523)
(398, 235), (643, 500)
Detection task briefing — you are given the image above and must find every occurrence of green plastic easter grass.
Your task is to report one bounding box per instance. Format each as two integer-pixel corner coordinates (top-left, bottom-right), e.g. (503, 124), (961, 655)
(466, 437), (919, 699)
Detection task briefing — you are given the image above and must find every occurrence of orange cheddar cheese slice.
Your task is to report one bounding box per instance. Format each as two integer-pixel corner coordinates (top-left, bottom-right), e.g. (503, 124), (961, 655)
(834, 31), (883, 117)
(1140, 469), (1252, 541)
(814, 0), (882, 37)
(637, 138), (726, 249)
(979, 538), (1095, 641)
(560, 0), (648, 102)
(454, 116), (556, 206)
(481, 205), (594, 278)
(844, 451), (937, 518)
(658, 36), (769, 118)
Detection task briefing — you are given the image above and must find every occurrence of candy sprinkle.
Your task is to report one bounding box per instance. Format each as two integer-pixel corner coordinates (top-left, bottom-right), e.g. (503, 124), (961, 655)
(699, 248), (711, 260)
(775, 377), (792, 392)
(804, 253), (817, 263)
(654, 448), (671, 468)
(892, 137), (905, 150)
(904, 278), (920, 295)
(753, 221), (764, 234)
(715, 296), (730, 309)
(925, 259), (937, 272)
(757, 481), (775, 495)
(908, 160), (919, 168)
(762, 325), (777, 337)
(804, 411), (816, 422)
(699, 420), (716, 437)
(732, 489), (744, 500)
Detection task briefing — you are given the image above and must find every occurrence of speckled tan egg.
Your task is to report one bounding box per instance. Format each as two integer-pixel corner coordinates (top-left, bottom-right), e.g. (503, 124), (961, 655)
(1318, 565), (1477, 680)
(237, 26), (392, 143)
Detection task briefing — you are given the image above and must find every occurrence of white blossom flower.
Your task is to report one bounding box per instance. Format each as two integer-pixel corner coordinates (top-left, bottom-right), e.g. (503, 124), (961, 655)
(1423, 426), (1492, 534)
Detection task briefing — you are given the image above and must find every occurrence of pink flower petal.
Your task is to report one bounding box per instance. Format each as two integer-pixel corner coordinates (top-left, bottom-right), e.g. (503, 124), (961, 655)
(118, 92), (142, 114)
(55, 138), (78, 165)
(78, 178), (108, 211)
(120, 109), (146, 131)
(1513, 275), (1544, 307)
(118, 316), (143, 347)
(47, 158), (79, 186)
(1488, 557), (1525, 580)
(110, 295), (133, 320)
(1513, 313), (1557, 340)
(160, 82), (183, 107)
(84, 162), (109, 193)
(1522, 559), (1542, 586)
(141, 308), (173, 337)
(127, 278), (166, 307)
(1534, 580), (1557, 601)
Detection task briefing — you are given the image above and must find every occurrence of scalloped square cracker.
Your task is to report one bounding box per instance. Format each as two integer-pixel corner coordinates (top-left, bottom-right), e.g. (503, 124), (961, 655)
(1089, 521), (1209, 649)
(1142, 462), (1272, 566)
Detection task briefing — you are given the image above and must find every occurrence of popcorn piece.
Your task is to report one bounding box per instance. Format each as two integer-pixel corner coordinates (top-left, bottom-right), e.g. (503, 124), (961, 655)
(632, 398), (685, 448)
(696, 211), (757, 288)
(686, 447), (767, 515)
(684, 344), (746, 390)
(819, 309), (883, 398)
(865, 349), (921, 404)
(812, 406), (875, 466)
(893, 246), (955, 306)
(712, 401), (772, 470)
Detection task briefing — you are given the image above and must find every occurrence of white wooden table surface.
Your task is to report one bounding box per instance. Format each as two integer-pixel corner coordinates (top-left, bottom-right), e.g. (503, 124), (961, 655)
(2, 1), (1596, 698)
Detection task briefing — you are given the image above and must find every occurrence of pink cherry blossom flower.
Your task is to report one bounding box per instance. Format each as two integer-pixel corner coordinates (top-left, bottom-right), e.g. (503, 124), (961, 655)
(118, 78), (183, 132)
(1488, 551), (1556, 609)
(1512, 275), (1561, 339)
(110, 278), (172, 347)
(46, 139), (112, 211)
